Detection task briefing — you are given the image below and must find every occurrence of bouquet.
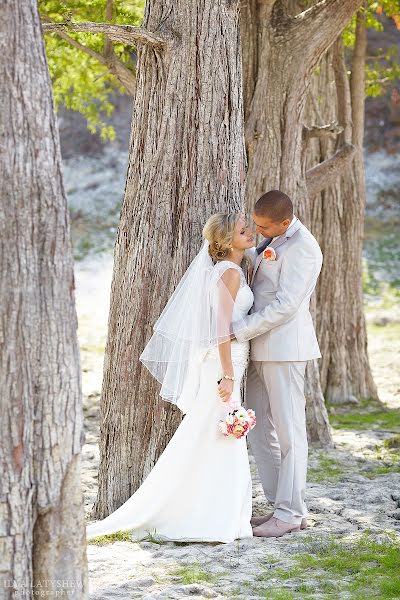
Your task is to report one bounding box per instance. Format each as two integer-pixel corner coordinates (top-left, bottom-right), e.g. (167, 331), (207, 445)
(218, 398), (256, 439)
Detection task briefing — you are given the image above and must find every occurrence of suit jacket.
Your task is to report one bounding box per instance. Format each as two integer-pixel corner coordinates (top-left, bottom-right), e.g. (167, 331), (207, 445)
(234, 217), (323, 362)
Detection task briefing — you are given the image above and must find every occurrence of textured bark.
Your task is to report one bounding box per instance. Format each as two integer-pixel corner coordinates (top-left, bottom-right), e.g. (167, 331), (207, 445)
(0, 2), (87, 597)
(92, 0), (246, 518)
(305, 22), (378, 404)
(239, 0), (368, 445)
(41, 21), (167, 47)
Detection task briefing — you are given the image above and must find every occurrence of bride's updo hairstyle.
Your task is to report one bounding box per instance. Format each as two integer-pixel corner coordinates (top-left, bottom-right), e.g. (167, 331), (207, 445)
(202, 213), (240, 263)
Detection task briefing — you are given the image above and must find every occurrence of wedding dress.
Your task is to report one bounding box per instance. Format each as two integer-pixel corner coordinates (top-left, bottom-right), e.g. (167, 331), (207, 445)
(86, 260), (254, 543)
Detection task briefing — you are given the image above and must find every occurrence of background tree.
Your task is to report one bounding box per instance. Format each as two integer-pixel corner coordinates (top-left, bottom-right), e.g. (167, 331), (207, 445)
(240, 0), (366, 445)
(303, 0), (399, 404)
(0, 1), (87, 595)
(240, 0), (399, 417)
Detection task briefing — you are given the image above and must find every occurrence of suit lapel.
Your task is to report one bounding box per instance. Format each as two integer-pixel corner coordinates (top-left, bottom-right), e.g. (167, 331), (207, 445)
(250, 218), (302, 286)
(250, 237), (272, 285)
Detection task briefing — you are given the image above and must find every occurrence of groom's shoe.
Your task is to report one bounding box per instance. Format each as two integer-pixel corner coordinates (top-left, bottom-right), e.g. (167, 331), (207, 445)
(252, 516), (302, 538)
(251, 513), (308, 530)
(250, 512), (274, 527)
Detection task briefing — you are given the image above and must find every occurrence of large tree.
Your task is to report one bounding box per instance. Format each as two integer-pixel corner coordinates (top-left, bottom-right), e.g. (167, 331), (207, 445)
(72, 0), (247, 518)
(0, 1), (87, 595)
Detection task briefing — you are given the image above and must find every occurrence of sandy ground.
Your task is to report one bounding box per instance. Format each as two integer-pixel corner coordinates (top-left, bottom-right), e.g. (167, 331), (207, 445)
(75, 254), (400, 599)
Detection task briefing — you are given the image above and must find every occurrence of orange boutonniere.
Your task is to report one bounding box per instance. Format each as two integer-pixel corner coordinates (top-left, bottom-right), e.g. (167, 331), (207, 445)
(263, 247), (276, 261)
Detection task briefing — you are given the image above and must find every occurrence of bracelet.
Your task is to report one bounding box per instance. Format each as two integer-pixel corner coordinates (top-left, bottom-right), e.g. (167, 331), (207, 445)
(223, 374), (235, 381)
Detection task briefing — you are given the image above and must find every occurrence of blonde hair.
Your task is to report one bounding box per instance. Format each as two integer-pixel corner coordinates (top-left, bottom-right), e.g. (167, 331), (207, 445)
(202, 213), (240, 263)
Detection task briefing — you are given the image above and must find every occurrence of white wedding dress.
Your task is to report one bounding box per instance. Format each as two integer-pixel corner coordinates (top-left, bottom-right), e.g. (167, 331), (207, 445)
(86, 261), (254, 543)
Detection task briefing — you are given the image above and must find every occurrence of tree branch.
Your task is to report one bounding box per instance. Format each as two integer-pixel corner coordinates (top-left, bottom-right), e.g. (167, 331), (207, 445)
(289, 0), (364, 64)
(332, 37), (353, 145)
(306, 143), (356, 197)
(41, 16), (136, 95)
(41, 21), (167, 48)
(104, 0), (114, 59)
(350, 7), (367, 149)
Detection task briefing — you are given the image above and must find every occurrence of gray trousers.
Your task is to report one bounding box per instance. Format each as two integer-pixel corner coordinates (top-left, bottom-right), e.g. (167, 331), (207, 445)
(245, 360), (308, 525)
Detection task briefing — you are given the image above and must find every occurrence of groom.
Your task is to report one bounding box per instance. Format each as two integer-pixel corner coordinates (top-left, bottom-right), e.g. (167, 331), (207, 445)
(233, 190), (323, 538)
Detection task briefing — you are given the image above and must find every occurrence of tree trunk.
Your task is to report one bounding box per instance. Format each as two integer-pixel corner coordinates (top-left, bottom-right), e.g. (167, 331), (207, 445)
(93, 0), (246, 518)
(239, 0), (367, 445)
(305, 15), (378, 404)
(0, 2), (87, 597)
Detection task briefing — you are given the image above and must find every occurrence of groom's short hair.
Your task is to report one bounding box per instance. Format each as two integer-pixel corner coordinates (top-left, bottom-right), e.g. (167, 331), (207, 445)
(254, 190), (293, 223)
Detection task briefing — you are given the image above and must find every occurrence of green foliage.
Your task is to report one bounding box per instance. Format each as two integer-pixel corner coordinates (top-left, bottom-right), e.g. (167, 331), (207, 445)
(343, 1), (400, 97)
(39, 1), (145, 139)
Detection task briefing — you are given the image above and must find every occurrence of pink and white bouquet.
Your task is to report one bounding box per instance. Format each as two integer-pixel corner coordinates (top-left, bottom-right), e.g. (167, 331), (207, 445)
(218, 401), (256, 439)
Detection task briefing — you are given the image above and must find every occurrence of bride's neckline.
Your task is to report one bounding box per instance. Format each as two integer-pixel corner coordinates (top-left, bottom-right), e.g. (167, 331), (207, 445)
(219, 259), (243, 268)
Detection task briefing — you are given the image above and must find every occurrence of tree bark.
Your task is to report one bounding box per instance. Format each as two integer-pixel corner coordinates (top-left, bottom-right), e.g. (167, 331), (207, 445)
(239, 0), (367, 445)
(305, 17), (378, 404)
(0, 2), (87, 597)
(92, 0), (246, 518)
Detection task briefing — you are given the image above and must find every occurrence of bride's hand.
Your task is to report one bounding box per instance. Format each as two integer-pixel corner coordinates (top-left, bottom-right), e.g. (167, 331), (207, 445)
(218, 378), (234, 402)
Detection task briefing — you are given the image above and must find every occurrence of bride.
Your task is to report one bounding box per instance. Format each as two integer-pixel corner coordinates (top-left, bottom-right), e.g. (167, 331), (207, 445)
(86, 213), (256, 543)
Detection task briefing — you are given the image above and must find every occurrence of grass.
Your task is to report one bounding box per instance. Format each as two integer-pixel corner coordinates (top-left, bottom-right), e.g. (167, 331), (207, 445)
(308, 455), (346, 484)
(169, 563), (220, 585)
(327, 398), (400, 433)
(232, 532), (400, 599)
(363, 435), (400, 479)
(87, 529), (135, 545)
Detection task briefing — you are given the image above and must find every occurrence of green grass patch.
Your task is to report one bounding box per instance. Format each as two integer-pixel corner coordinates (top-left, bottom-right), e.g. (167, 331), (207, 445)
(362, 436), (400, 479)
(328, 397), (400, 433)
(329, 408), (400, 432)
(87, 529), (135, 545)
(308, 454), (346, 483)
(383, 434), (400, 449)
(248, 532), (400, 599)
(169, 563), (220, 585)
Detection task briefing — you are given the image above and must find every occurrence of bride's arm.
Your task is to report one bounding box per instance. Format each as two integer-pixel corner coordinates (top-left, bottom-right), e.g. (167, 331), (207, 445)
(217, 268), (240, 402)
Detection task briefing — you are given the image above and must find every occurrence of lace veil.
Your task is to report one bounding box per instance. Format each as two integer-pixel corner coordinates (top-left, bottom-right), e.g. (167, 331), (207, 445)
(139, 239), (249, 411)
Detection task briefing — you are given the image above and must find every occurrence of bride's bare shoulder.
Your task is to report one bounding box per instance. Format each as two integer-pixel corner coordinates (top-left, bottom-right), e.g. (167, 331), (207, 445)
(213, 261), (242, 291)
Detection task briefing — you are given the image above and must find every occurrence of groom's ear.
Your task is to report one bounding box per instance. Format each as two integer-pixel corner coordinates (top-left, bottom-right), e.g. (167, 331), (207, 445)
(282, 218), (291, 228)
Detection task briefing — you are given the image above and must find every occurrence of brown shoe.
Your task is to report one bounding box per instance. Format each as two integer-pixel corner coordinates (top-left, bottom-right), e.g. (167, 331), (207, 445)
(253, 516), (301, 538)
(251, 513), (308, 530)
(250, 512), (274, 527)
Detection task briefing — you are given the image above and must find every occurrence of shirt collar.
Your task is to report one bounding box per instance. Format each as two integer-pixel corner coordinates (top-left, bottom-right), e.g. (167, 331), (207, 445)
(272, 214), (297, 241)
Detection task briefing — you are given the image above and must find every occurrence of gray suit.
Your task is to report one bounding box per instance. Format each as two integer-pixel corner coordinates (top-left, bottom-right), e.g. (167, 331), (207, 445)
(234, 217), (323, 525)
